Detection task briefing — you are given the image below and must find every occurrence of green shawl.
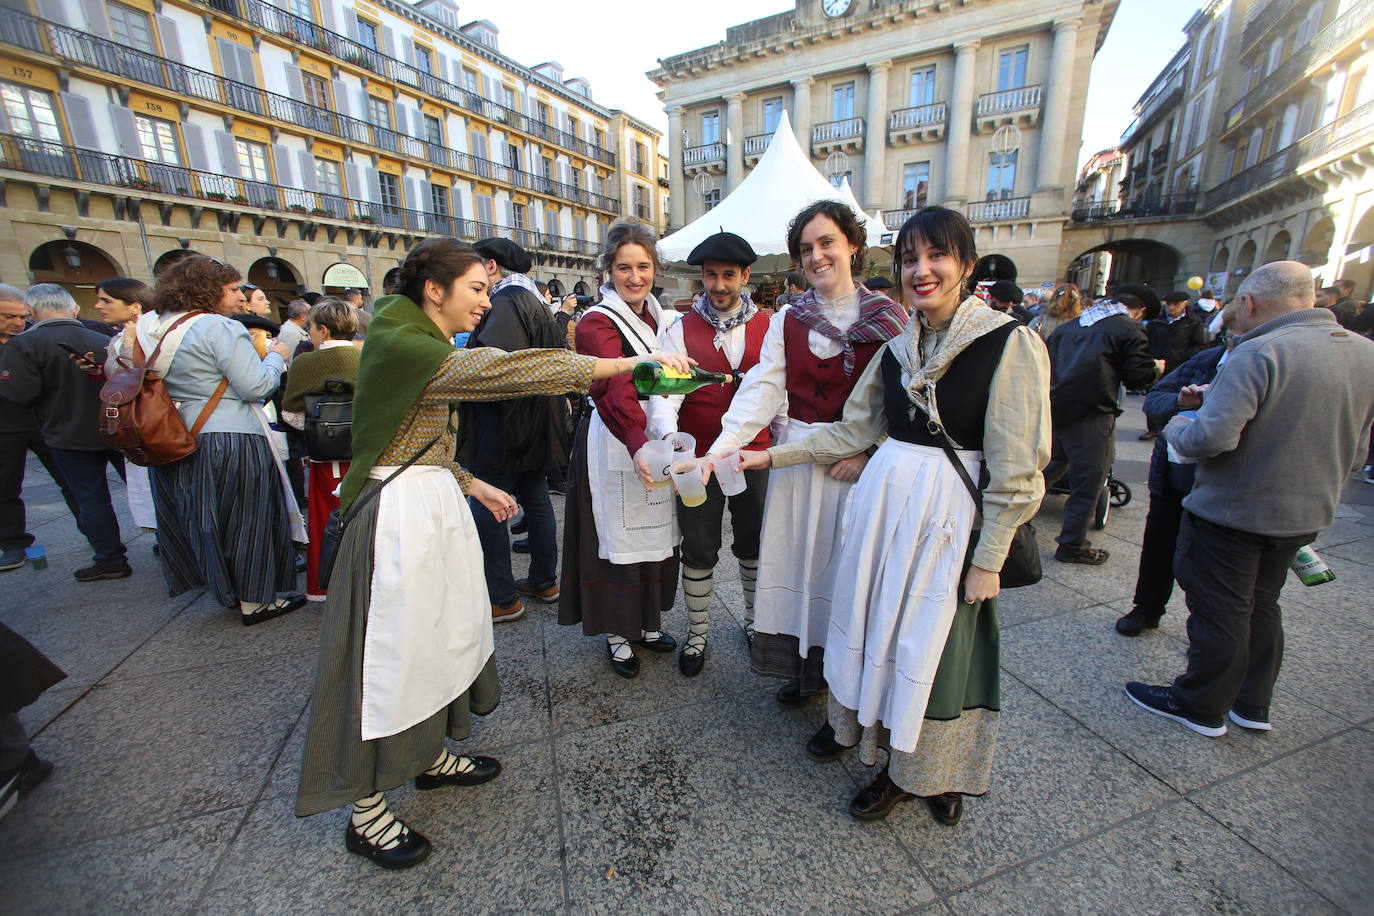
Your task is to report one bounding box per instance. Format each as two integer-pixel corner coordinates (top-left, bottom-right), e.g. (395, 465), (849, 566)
(338, 294), (456, 511)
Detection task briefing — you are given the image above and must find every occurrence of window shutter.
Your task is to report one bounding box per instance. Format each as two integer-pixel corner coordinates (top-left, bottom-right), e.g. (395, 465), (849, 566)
(235, 43), (257, 86)
(60, 93), (101, 150)
(109, 105), (142, 158)
(273, 144), (294, 185)
(366, 167), (382, 202)
(297, 151), (318, 191)
(345, 162), (362, 198)
(343, 9), (360, 42)
(406, 177), (421, 211)
(182, 122), (211, 171)
(332, 79), (352, 117)
(284, 64), (305, 101)
(80, 0), (110, 37)
(214, 130), (241, 176)
(381, 26), (396, 57)
(401, 36), (415, 67)
(451, 181), (464, 218)
(156, 16), (183, 60)
(317, 0), (336, 32)
(504, 198), (513, 226)
(216, 39), (240, 82)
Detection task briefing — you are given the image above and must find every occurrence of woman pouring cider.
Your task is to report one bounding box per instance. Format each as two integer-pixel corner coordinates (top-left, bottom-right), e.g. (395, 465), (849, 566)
(294, 238), (691, 870)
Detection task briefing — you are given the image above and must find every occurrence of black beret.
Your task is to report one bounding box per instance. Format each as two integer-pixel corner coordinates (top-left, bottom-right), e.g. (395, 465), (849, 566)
(686, 231), (757, 267)
(1162, 290), (1191, 302)
(865, 275), (895, 291)
(1114, 283), (1162, 319)
(473, 237), (533, 274)
(988, 279), (1023, 304)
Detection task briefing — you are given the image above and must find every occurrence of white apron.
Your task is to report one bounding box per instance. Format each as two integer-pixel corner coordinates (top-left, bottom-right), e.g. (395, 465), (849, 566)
(124, 464), (157, 529)
(825, 439), (980, 753)
(359, 465), (492, 741)
(248, 403), (308, 544)
(584, 296), (679, 565)
(752, 417), (855, 649)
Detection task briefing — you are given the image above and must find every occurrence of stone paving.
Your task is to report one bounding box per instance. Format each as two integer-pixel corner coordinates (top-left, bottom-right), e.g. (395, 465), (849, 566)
(2, 397), (1371, 914)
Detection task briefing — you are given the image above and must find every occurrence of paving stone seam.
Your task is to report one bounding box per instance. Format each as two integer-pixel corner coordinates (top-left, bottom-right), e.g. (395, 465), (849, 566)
(537, 609), (576, 915)
(1178, 722), (1374, 799)
(27, 587), (210, 742)
(188, 696), (314, 916)
(0, 802), (252, 867)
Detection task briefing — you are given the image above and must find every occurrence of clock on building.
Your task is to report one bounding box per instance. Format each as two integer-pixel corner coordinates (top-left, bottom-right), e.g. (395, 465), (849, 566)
(821, 0), (854, 18)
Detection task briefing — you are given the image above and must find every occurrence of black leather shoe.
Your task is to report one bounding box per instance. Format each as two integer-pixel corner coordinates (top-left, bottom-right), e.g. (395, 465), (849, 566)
(512, 537), (530, 554)
(635, 632), (676, 652)
(927, 792), (963, 826)
(414, 755), (501, 789)
(805, 722), (850, 762)
(1055, 544), (1110, 565)
(241, 594), (308, 626)
(608, 642), (639, 679)
(345, 823), (432, 870)
(776, 678), (827, 708)
(679, 647), (706, 677)
(849, 770), (914, 821)
(1115, 608), (1163, 636)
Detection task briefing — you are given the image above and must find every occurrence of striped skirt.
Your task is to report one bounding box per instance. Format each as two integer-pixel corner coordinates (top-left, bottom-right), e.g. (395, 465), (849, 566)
(295, 477), (499, 817)
(150, 431), (296, 608)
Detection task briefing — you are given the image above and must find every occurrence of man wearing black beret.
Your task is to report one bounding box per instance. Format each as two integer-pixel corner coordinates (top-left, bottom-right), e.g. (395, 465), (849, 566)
(459, 238), (576, 623)
(987, 279), (1034, 324)
(646, 231), (772, 676)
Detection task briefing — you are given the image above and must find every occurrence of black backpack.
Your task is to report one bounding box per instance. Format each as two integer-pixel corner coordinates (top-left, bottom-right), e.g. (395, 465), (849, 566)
(302, 379), (354, 462)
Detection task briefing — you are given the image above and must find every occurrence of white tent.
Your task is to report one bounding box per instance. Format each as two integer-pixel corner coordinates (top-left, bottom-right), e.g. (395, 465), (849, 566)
(660, 111), (893, 265)
(836, 176), (893, 243)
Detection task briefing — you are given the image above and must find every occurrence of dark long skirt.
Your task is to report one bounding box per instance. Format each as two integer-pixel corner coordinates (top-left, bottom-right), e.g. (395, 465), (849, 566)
(150, 432), (295, 608)
(295, 478), (499, 817)
(558, 415), (678, 639)
(751, 633), (826, 694)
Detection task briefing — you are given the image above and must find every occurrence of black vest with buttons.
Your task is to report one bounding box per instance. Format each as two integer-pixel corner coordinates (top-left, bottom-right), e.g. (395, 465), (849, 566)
(880, 322), (1020, 452)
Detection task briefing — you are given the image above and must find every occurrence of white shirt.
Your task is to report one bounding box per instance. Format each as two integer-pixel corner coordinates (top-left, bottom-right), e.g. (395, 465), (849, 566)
(708, 290), (861, 455)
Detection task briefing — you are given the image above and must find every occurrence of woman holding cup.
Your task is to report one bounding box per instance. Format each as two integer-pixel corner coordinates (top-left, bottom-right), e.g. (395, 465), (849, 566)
(559, 218), (697, 679)
(704, 201), (907, 706)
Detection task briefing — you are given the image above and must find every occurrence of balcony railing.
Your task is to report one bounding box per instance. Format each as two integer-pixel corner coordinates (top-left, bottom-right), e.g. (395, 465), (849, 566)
(1071, 193), (1199, 222)
(0, 8), (617, 212)
(684, 142), (726, 166)
(1206, 101), (1374, 208)
(1150, 145), (1170, 171)
(0, 132), (600, 255)
(1229, 0), (1373, 134)
(744, 134), (770, 157)
(1242, 0), (1305, 52)
(200, 0), (617, 166)
(976, 85), (1042, 117)
(1120, 82), (1185, 146)
(966, 197), (1030, 222)
(812, 117), (865, 143)
(882, 207), (922, 229)
(888, 102), (946, 131)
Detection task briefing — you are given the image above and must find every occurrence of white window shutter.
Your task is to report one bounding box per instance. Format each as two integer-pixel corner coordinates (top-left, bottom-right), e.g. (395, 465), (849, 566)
(214, 130), (241, 176)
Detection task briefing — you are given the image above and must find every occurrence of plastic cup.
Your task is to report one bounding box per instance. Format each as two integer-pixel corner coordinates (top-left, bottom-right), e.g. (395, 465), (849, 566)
(24, 545), (47, 570)
(672, 457), (708, 507)
(713, 451), (748, 497)
(640, 440), (673, 489)
(669, 431), (696, 457)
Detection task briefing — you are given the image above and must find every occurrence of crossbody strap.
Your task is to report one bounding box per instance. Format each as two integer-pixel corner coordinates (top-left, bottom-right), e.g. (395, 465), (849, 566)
(341, 432), (445, 526)
(913, 402), (984, 527)
(134, 312), (230, 438)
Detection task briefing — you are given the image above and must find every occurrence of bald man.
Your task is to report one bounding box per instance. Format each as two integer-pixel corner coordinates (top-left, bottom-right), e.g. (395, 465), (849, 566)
(1125, 261), (1374, 737)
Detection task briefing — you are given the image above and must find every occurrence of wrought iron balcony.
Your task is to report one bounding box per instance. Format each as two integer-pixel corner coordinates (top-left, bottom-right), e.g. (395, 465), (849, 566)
(965, 197), (1031, 222)
(1150, 145), (1170, 171)
(1071, 193), (1199, 222)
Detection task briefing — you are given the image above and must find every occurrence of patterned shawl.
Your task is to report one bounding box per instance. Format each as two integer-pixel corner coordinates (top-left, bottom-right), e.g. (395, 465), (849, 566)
(786, 285), (908, 376)
(691, 290), (758, 350)
(891, 295), (1015, 446)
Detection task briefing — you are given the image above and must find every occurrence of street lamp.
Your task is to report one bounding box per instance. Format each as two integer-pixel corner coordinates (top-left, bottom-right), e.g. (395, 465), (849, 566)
(62, 244), (81, 270)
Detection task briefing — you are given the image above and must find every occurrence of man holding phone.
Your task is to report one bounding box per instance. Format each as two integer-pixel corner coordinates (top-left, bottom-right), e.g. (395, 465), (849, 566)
(0, 284), (129, 581)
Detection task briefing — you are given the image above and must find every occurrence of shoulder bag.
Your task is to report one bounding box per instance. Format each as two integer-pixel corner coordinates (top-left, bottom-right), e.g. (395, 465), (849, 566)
(316, 432), (443, 590)
(302, 379), (354, 462)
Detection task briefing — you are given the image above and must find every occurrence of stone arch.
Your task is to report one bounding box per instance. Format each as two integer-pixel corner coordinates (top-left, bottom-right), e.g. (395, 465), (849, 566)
(1339, 204), (1374, 302)
(1064, 238), (1181, 297)
(153, 248), (200, 277)
(1210, 244), (1230, 274)
(1233, 239), (1258, 284)
(1300, 216), (1336, 263)
(382, 267), (402, 295)
(27, 239), (124, 318)
(247, 256), (302, 322)
(1263, 230), (1291, 264)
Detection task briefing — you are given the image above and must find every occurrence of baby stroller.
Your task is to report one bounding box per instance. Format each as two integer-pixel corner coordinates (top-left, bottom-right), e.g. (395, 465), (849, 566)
(1047, 472), (1131, 529)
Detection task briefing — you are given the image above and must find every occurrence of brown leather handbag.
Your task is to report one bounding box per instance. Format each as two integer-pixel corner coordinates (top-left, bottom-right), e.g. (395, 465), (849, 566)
(98, 313), (229, 466)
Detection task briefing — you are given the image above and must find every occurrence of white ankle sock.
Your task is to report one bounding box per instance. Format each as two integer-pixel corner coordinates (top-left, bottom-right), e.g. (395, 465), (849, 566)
(351, 794), (406, 850)
(682, 566), (712, 655)
(607, 634), (634, 662)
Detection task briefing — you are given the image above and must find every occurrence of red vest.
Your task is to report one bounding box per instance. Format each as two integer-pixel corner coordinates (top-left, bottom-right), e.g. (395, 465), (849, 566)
(678, 308), (771, 456)
(783, 312), (884, 423)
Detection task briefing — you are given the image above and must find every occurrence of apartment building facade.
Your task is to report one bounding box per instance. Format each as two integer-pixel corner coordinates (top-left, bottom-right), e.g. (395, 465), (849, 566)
(0, 0), (660, 310)
(649, 0), (1119, 284)
(1063, 0), (1374, 299)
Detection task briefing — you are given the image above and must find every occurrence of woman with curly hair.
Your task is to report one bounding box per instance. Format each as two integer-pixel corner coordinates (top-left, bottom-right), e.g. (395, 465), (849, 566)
(138, 255), (304, 624)
(705, 200), (907, 707)
(295, 237), (688, 869)
(1029, 284), (1084, 342)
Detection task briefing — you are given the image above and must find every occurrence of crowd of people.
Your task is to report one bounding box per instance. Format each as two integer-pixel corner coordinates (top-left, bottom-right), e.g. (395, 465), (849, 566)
(2, 205), (1373, 870)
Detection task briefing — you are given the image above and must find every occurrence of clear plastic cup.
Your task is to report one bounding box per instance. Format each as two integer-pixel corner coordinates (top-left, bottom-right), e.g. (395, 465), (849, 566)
(640, 440), (674, 489)
(713, 451), (748, 497)
(672, 457), (708, 507)
(669, 431), (696, 457)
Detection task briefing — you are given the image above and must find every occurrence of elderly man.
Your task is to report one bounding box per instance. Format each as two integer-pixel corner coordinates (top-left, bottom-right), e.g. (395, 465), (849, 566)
(1126, 261), (1374, 736)
(0, 286), (80, 571)
(459, 237), (577, 623)
(0, 284), (129, 580)
(276, 299), (311, 362)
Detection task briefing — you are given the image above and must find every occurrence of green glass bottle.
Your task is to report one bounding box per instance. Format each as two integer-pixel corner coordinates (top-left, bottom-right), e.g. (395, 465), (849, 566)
(1290, 545), (1335, 586)
(631, 361), (731, 396)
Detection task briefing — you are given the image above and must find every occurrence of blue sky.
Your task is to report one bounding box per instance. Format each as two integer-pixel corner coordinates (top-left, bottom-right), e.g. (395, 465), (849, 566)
(457, 0), (1201, 174)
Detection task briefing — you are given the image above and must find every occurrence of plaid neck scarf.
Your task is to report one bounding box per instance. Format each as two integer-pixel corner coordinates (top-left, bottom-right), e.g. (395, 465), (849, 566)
(786, 285), (908, 376)
(692, 291), (758, 350)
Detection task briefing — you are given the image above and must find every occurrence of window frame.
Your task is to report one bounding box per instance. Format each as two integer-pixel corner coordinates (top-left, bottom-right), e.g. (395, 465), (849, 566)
(701, 110), (720, 144)
(985, 149), (1018, 200)
(134, 113), (182, 165)
(832, 81), (855, 120)
(356, 18), (380, 52)
(377, 171), (402, 211)
(415, 45), (433, 75)
(908, 65), (936, 107)
(0, 82), (61, 142)
(762, 96), (784, 133)
(108, 2), (156, 53)
(997, 46), (1029, 91)
(301, 72), (330, 110)
(234, 137), (271, 182)
(315, 157), (343, 195)
(901, 161), (930, 209)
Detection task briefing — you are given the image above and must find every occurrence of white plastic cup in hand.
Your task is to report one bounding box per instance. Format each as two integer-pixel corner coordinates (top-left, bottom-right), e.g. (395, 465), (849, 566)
(671, 457), (708, 507)
(669, 431), (696, 457)
(640, 440), (673, 489)
(713, 451), (748, 496)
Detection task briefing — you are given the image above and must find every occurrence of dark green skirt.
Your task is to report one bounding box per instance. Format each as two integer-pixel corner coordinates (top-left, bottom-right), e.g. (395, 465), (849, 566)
(295, 478), (500, 817)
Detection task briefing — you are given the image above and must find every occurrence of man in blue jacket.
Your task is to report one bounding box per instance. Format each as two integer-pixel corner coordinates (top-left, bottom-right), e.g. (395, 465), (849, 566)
(1127, 261), (1374, 737)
